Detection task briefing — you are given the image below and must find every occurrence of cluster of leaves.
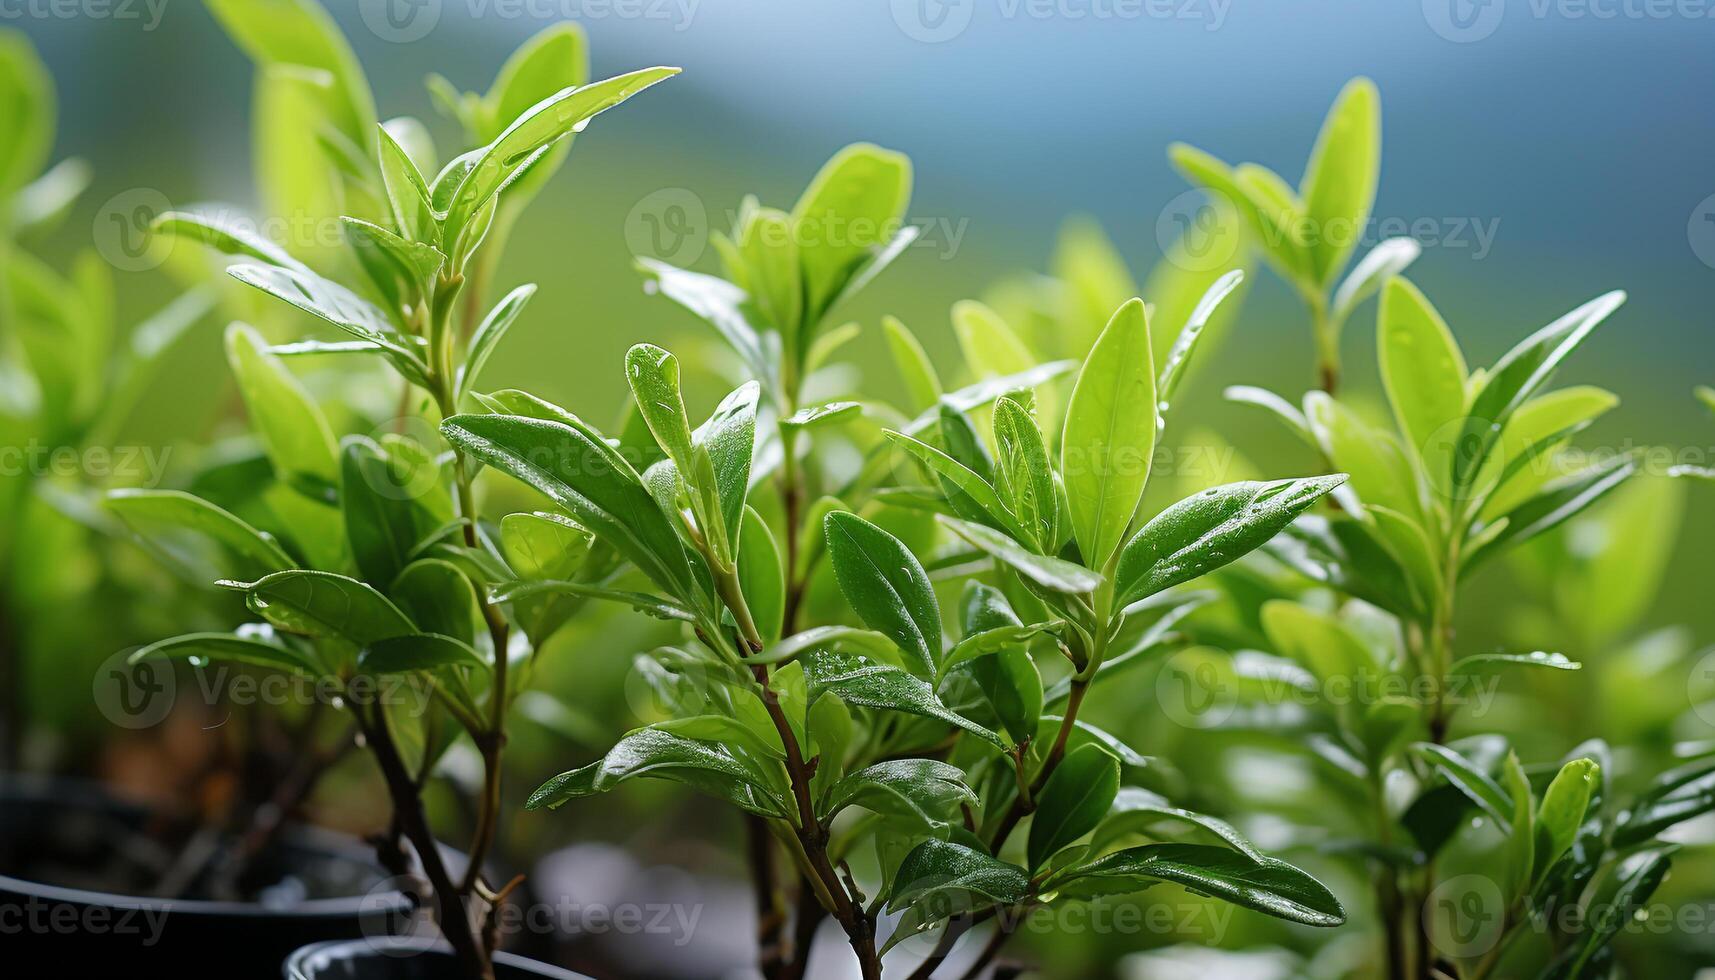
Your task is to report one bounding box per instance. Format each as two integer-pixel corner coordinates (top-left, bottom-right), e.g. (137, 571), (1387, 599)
(110, 3), (676, 976)
(0, 30), (213, 755)
(1168, 82), (1715, 980)
(1173, 77), (1420, 393)
(434, 128), (1360, 976)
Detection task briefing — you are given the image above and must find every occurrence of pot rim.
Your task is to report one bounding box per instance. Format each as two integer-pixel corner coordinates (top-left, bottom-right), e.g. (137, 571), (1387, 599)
(0, 772), (411, 918)
(284, 938), (591, 979)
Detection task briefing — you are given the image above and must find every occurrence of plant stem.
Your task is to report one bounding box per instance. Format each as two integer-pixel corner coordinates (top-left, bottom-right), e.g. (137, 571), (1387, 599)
(361, 701), (493, 980)
(1371, 769), (1409, 980)
(1309, 292), (1340, 395)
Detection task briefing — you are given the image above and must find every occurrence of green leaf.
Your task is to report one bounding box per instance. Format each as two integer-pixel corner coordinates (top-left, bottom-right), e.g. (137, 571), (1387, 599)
(748, 625), (899, 667)
(1028, 743), (1120, 870)
(942, 623), (1054, 676)
(377, 125), (433, 240)
(1259, 600), (1372, 689)
(825, 759), (977, 832)
(886, 839), (1029, 914)
(106, 488), (295, 582)
(824, 511), (941, 676)
(1062, 297), (1156, 569)
(1476, 385), (1619, 518)
(737, 506), (785, 644)
(359, 633), (485, 674)
(1378, 278), (1467, 490)
(1300, 78), (1380, 285)
(341, 437), (432, 588)
(952, 300), (1034, 378)
(227, 264), (426, 381)
(962, 645), (1043, 748)
(0, 31), (53, 193)
(1501, 751), (1535, 899)
(500, 511), (592, 580)
(205, 0), (376, 149)
(802, 651), (1005, 750)
(1050, 843), (1345, 927)
(1330, 237), (1420, 328)
(732, 205), (802, 337)
(1535, 758), (1599, 882)
(1464, 454), (1638, 573)
(490, 580), (695, 624)
(696, 380), (760, 557)
(1154, 269), (1245, 415)
(441, 413), (698, 600)
(225, 323), (338, 494)
(221, 569), (416, 646)
(527, 726), (788, 818)
(130, 629), (319, 677)
(636, 259), (775, 396)
(992, 395), (1058, 551)
(940, 517), (1102, 595)
(391, 558), (480, 646)
(151, 209), (306, 271)
(624, 343), (696, 472)
(481, 22), (588, 140)
(443, 66), (679, 250)
(1453, 290), (1626, 491)
(1412, 742), (1513, 831)
(341, 216), (445, 282)
(1168, 144), (1307, 285)
(791, 143), (912, 327)
(782, 401), (862, 430)
(1224, 385), (1315, 449)
(1612, 761), (1715, 847)
(1114, 476), (1346, 606)
(883, 315), (943, 412)
(883, 429), (1022, 539)
(1089, 787), (1263, 861)
(1449, 651), (1579, 675)
(1304, 392), (1420, 522)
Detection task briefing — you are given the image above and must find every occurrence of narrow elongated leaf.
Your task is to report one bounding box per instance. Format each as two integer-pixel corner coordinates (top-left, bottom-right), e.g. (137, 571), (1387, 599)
(221, 570), (416, 646)
(225, 323), (338, 493)
(992, 395), (1058, 550)
(1051, 843), (1345, 927)
(1089, 787), (1263, 861)
(107, 488), (295, 582)
(737, 506), (785, 643)
(1535, 758), (1599, 881)
(1454, 291), (1626, 490)
(359, 633), (485, 674)
(962, 645), (1042, 747)
(792, 143), (912, 325)
(636, 259), (774, 394)
(884, 429), (1022, 539)
(130, 630), (319, 676)
(825, 759), (976, 831)
(883, 314), (943, 411)
(1449, 651), (1579, 675)
(1300, 78), (1379, 285)
(952, 299), (1033, 378)
(152, 209), (306, 270)
(1613, 761), (1715, 847)
(1114, 475), (1345, 605)
(940, 517), (1102, 594)
(1464, 454), (1637, 573)
(1062, 298), (1157, 568)
(444, 67), (679, 246)
(1155, 269), (1244, 412)
(1379, 278), (1466, 487)
(490, 580), (694, 623)
(886, 839), (1029, 913)
(625, 343), (696, 470)
(824, 511), (941, 676)
(526, 726), (788, 818)
(1412, 742), (1513, 830)
(696, 381), (760, 555)
(441, 413), (697, 599)
(1028, 744), (1120, 870)
(341, 437), (430, 588)
(802, 651), (1005, 749)
(1330, 237), (1420, 327)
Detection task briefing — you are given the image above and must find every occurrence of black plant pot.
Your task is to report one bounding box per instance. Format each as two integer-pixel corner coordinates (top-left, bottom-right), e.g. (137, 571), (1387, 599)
(285, 939), (591, 979)
(0, 775), (411, 978)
